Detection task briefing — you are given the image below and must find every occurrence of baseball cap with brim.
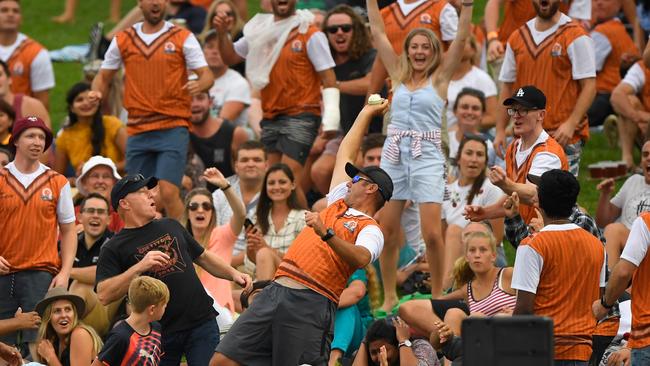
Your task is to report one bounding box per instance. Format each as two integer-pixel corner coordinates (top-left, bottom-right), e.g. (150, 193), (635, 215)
(76, 155), (122, 196)
(527, 173), (542, 186)
(110, 174), (158, 211)
(345, 162), (393, 202)
(503, 85), (546, 110)
(35, 287), (86, 317)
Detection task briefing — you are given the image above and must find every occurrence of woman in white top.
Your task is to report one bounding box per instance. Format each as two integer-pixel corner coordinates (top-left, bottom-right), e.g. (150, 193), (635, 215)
(443, 134), (504, 289)
(245, 163), (307, 280)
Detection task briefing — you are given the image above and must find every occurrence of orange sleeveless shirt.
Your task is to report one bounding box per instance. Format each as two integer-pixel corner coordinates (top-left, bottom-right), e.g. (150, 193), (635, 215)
(629, 213), (650, 348)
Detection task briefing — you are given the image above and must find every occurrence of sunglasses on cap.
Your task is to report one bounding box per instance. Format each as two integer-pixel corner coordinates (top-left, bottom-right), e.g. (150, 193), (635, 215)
(325, 24), (353, 34)
(351, 175), (385, 197)
(188, 202), (213, 211)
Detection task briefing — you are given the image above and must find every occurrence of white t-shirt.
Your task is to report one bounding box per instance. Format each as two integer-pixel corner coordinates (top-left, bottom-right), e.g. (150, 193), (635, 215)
(209, 69), (251, 127)
(511, 224), (606, 294)
(621, 62), (646, 93)
(233, 31), (335, 72)
(0, 33), (54, 92)
(499, 14), (596, 83)
(326, 182), (384, 263)
(396, 0), (458, 42)
(446, 66), (497, 129)
(442, 178), (503, 227)
(5, 162), (75, 224)
(101, 22), (207, 70)
(620, 215), (650, 267)
(513, 130), (563, 176)
(611, 174), (650, 229)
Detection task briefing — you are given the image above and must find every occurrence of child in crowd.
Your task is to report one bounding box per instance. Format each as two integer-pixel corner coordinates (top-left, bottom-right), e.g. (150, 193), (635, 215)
(92, 276), (169, 366)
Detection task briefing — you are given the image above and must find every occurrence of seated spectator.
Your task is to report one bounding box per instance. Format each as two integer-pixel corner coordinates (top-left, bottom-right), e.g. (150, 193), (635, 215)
(445, 38), (498, 131)
(202, 31), (251, 129)
(54, 82), (126, 175)
(68, 193), (121, 338)
(245, 163), (307, 280)
(0, 146), (11, 166)
(329, 267), (377, 366)
(74, 156), (124, 233)
(93, 276), (168, 366)
(182, 171), (246, 313)
(0, 98), (14, 150)
(597, 140), (650, 269)
(351, 317), (439, 366)
(34, 288), (103, 366)
(443, 135), (505, 289)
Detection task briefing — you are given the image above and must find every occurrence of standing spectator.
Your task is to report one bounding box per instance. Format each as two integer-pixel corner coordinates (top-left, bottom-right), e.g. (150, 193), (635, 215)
(245, 163), (307, 280)
(214, 0), (340, 205)
(512, 169), (605, 365)
(0, 116), (77, 359)
(74, 156), (124, 233)
(0, 0), (55, 109)
(596, 140), (650, 269)
(90, 0), (214, 220)
(214, 100), (391, 366)
(594, 212), (650, 365)
(52, 0), (122, 23)
(189, 91), (249, 191)
(0, 60), (49, 125)
(367, 0), (472, 306)
(587, 0), (639, 129)
(202, 30), (251, 128)
(213, 141), (267, 268)
(54, 82), (127, 175)
(311, 4), (378, 195)
(494, 0), (596, 177)
(95, 172), (252, 366)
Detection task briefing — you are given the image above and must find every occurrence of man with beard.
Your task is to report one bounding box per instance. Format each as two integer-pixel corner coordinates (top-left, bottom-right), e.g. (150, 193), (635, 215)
(89, 0), (214, 220)
(189, 90), (249, 191)
(494, 0), (596, 177)
(214, 0), (339, 206)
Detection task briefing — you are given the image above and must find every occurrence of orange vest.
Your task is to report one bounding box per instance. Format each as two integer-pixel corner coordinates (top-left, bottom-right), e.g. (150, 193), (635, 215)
(116, 26), (192, 135)
(7, 37), (45, 96)
(275, 199), (377, 303)
(505, 134), (568, 223)
(498, 2), (571, 45)
(521, 227), (604, 361)
(261, 26), (323, 120)
(0, 168), (68, 274)
(508, 21), (590, 143)
(629, 213), (650, 348)
(381, 0), (450, 53)
(593, 18), (639, 93)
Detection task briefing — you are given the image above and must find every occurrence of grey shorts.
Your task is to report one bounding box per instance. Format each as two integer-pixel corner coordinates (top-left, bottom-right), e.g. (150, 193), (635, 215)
(216, 282), (336, 366)
(260, 113), (321, 165)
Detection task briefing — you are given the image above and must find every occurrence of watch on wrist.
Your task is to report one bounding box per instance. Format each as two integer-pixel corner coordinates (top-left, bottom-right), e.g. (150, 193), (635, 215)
(320, 228), (335, 242)
(600, 296), (614, 309)
(398, 339), (412, 348)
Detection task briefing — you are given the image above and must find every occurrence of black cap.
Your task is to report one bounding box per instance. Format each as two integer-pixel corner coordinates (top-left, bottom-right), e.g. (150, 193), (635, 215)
(345, 162), (393, 202)
(526, 173), (541, 186)
(503, 85), (546, 110)
(110, 174), (158, 211)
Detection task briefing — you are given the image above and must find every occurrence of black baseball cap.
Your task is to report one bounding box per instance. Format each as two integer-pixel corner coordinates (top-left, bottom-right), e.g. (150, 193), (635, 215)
(503, 85), (546, 110)
(345, 162), (393, 202)
(110, 174), (158, 211)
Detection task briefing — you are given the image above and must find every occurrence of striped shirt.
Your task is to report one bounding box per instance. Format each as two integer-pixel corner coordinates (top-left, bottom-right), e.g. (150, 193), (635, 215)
(467, 268), (516, 316)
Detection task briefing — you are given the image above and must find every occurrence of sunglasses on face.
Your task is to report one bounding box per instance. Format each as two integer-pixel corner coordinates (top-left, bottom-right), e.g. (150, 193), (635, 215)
(352, 175), (385, 197)
(188, 202), (213, 211)
(325, 24), (353, 34)
(82, 207), (108, 215)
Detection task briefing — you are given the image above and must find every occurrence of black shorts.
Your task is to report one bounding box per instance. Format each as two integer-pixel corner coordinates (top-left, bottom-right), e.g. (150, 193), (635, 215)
(216, 282), (336, 366)
(587, 93), (614, 127)
(260, 113), (320, 165)
(430, 299), (470, 319)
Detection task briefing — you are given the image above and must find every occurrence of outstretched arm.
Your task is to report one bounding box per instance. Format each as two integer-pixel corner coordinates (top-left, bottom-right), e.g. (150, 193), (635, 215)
(366, 0), (399, 78)
(437, 0), (474, 84)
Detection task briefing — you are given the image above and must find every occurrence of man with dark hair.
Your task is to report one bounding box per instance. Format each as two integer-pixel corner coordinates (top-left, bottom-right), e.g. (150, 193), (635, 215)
(214, 100), (392, 366)
(360, 133), (385, 166)
(512, 169), (605, 365)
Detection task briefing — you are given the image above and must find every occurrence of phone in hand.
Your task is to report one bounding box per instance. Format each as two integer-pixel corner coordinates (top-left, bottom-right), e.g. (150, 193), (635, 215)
(244, 218), (254, 232)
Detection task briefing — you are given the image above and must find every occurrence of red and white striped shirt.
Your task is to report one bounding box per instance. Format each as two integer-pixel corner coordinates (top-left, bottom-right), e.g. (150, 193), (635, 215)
(467, 268), (517, 316)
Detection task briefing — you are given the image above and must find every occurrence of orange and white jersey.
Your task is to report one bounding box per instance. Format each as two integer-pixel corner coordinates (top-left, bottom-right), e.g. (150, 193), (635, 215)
(0, 33), (54, 96)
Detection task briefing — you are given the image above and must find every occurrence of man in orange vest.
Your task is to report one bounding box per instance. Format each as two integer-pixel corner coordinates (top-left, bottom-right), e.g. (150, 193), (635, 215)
(214, 100), (393, 366)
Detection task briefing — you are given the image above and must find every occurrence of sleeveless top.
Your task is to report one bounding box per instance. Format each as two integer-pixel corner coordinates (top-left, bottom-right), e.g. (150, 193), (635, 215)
(13, 93), (24, 120)
(467, 268), (516, 316)
(390, 83), (444, 132)
(190, 120), (236, 190)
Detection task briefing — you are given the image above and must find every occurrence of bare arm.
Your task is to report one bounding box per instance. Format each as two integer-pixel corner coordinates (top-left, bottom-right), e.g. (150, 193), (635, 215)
(513, 290), (535, 315)
(225, 186), (246, 237)
(69, 266), (96, 285)
(595, 178), (622, 227)
(319, 68), (337, 88)
(553, 77), (595, 145)
(52, 222), (77, 288)
(366, 0), (400, 77)
(484, 0), (503, 35)
(367, 57), (389, 95)
(611, 82), (645, 122)
(216, 19), (245, 65)
(69, 327), (95, 366)
(437, 2), (474, 85)
(439, 285), (467, 301)
(497, 179), (538, 206)
(602, 259), (636, 307)
(32, 90), (50, 111)
(90, 69), (119, 102)
(194, 250), (239, 280)
(190, 66), (215, 94)
(352, 341), (369, 366)
(339, 74), (372, 96)
(53, 148), (70, 175)
(231, 126), (249, 157)
(327, 235), (372, 269)
(219, 101), (247, 122)
(97, 262), (144, 305)
(338, 280), (367, 308)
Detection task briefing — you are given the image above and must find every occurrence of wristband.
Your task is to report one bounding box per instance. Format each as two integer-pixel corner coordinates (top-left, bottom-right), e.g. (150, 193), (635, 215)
(487, 31), (499, 41)
(462, 1), (473, 6)
(221, 184), (232, 191)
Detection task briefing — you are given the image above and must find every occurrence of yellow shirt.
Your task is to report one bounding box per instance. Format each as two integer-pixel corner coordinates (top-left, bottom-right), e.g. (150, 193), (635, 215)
(55, 115), (124, 170)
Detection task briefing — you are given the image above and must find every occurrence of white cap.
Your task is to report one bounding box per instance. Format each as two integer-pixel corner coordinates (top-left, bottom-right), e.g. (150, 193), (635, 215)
(75, 155), (121, 195)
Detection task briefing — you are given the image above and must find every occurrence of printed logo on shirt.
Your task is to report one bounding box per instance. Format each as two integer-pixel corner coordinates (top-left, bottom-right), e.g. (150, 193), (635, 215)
(164, 41), (176, 54)
(551, 43), (562, 57)
(135, 234), (187, 278)
(12, 61), (23, 77)
(343, 220), (358, 233)
(420, 14), (432, 24)
(40, 188), (53, 201)
(291, 40), (303, 53)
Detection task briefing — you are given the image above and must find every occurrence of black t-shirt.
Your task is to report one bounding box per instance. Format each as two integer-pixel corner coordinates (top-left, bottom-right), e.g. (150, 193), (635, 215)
(74, 230), (113, 268)
(96, 218), (216, 333)
(98, 321), (163, 366)
(335, 49), (382, 134)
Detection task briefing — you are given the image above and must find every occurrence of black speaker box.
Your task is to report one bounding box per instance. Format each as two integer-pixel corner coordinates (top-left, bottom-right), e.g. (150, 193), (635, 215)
(461, 315), (554, 366)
